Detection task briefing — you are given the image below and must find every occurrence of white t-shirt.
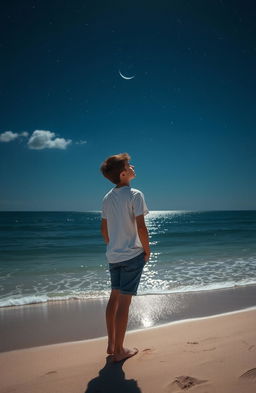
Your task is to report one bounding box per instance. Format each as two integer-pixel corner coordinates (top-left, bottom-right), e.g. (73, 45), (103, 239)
(101, 186), (149, 263)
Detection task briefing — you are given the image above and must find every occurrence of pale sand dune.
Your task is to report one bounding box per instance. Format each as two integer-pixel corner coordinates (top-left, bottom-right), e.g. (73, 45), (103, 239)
(0, 308), (256, 393)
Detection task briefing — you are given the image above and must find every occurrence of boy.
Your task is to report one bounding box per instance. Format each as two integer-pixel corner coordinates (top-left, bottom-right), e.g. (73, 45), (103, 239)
(100, 153), (150, 362)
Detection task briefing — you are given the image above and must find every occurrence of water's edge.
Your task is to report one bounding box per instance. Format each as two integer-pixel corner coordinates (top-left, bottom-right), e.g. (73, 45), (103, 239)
(1, 284), (256, 352)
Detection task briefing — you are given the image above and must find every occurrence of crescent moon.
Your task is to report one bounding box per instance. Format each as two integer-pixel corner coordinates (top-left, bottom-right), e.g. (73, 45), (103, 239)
(118, 70), (135, 80)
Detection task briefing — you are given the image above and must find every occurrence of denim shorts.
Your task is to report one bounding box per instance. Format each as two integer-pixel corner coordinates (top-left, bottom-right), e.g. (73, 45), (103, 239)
(109, 252), (146, 295)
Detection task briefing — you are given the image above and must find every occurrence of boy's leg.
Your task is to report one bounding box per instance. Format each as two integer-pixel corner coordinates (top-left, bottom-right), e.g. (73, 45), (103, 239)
(113, 293), (138, 362)
(111, 252), (145, 361)
(106, 289), (120, 354)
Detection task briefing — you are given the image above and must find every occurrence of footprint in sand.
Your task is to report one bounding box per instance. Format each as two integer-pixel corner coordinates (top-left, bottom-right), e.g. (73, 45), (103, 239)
(242, 340), (255, 351)
(184, 346), (216, 353)
(138, 348), (155, 360)
(202, 347), (216, 352)
(171, 375), (208, 390)
(45, 370), (57, 375)
(185, 341), (216, 353)
(239, 368), (256, 383)
(142, 348), (152, 352)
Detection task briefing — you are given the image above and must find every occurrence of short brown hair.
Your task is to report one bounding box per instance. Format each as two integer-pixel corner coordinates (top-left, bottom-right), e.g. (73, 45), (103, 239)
(100, 153), (131, 185)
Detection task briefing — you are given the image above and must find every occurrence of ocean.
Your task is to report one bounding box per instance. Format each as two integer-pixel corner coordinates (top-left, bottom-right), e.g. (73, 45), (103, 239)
(0, 210), (255, 308)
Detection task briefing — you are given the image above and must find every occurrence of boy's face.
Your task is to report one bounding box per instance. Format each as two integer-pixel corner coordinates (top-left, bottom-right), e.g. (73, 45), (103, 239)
(120, 161), (135, 182)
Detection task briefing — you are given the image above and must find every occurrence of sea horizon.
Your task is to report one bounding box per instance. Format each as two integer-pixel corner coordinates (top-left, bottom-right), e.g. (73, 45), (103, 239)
(0, 209), (255, 212)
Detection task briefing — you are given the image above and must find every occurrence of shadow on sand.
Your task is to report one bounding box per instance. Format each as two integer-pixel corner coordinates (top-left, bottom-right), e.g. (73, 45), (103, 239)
(84, 355), (142, 393)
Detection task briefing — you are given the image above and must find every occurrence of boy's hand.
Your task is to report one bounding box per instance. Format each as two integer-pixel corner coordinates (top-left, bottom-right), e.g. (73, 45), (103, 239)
(144, 251), (150, 262)
(136, 215), (150, 263)
(101, 219), (109, 244)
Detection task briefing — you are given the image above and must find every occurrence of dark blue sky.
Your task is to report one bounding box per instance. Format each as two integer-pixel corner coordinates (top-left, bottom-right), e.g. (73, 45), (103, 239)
(0, 1), (255, 211)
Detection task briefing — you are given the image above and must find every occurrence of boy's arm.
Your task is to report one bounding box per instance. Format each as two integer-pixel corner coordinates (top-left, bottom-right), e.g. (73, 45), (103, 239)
(101, 218), (109, 244)
(136, 215), (151, 262)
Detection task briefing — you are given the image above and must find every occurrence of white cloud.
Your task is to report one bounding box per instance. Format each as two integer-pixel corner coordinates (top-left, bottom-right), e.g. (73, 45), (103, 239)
(27, 130), (72, 150)
(20, 131), (29, 137)
(0, 129), (80, 150)
(0, 131), (19, 142)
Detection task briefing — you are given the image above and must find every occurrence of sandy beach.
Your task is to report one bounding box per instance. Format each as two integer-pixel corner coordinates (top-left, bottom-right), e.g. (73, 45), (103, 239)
(0, 308), (256, 393)
(0, 286), (256, 393)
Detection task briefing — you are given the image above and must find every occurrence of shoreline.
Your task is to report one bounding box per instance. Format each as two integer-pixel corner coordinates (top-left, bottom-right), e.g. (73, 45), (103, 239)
(1, 308), (256, 393)
(2, 280), (256, 309)
(1, 284), (256, 353)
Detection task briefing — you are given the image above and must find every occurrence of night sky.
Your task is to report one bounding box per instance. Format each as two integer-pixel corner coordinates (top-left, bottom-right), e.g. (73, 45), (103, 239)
(0, 1), (255, 211)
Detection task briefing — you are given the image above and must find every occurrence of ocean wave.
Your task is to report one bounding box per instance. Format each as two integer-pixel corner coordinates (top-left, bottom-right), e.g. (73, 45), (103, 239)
(1, 279), (256, 308)
(0, 291), (110, 308)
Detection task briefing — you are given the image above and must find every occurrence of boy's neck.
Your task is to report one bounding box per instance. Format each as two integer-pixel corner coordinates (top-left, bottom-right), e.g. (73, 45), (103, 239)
(115, 181), (130, 188)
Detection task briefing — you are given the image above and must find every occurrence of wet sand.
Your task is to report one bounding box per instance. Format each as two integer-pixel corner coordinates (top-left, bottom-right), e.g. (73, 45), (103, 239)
(1, 284), (256, 352)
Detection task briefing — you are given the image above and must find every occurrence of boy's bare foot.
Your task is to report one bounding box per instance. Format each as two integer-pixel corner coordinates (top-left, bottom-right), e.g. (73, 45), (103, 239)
(107, 344), (114, 354)
(112, 347), (138, 362)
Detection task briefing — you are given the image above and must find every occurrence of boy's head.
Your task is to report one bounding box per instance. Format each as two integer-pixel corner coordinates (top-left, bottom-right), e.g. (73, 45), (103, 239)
(100, 153), (135, 185)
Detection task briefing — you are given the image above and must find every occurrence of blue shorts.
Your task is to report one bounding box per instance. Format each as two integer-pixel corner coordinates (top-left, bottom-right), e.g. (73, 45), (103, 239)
(109, 252), (146, 295)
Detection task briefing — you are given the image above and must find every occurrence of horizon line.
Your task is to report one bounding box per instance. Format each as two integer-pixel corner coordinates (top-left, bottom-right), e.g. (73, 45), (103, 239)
(0, 209), (255, 213)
